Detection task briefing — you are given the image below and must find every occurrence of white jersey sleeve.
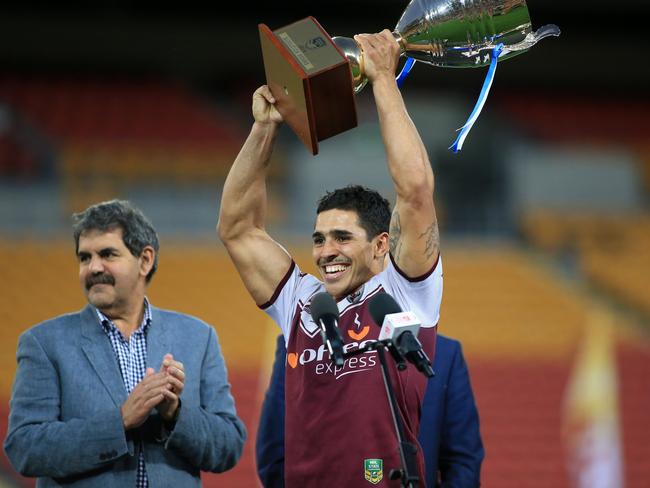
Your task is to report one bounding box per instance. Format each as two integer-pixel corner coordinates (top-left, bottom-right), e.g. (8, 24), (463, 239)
(376, 255), (443, 328)
(260, 262), (322, 343)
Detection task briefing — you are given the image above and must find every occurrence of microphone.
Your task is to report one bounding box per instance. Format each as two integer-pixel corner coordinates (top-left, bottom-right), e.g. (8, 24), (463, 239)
(368, 293), (434, 378)
(310, 292), (345, 367)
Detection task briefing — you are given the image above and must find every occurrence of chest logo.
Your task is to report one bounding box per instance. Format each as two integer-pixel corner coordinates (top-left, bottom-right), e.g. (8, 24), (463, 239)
(364, 458), (383, 484)
(354, 313), (361, 329)
(348, 326), (370, 341)
(299, 300), (320, 338)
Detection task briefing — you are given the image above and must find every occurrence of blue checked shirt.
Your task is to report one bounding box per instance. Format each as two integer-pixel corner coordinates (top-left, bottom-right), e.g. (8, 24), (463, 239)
(97, 300), (152, 488)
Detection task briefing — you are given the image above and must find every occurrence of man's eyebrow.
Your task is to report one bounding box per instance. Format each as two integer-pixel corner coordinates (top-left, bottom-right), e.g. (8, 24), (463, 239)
(77, 247), (119, 256)
(312, 229), (354, 239)
(98, 247), (119, 253)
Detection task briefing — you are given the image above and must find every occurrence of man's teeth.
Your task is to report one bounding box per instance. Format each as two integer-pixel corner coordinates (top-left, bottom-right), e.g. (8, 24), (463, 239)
(325, 264), (347, 274)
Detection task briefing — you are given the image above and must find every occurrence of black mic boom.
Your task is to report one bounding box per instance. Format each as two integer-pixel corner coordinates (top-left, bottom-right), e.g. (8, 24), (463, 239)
(310, 292), (345, 366)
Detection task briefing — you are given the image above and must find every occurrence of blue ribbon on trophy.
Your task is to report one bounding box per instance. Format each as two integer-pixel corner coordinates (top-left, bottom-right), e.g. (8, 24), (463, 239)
(448, 43), (503, 153)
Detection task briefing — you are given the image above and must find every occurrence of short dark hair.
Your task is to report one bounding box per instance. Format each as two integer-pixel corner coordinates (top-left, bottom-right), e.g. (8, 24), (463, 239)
(72, 199), (160, 282)
(316, 185), (391, 240)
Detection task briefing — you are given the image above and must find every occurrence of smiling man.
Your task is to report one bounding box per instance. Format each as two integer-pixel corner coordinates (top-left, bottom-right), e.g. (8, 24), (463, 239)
(4, 199), (246, 487)
(218, 31), (442, 487)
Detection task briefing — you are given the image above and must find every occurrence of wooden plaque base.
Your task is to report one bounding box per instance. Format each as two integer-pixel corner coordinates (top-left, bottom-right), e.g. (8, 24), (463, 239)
(259, 17), (357, 155)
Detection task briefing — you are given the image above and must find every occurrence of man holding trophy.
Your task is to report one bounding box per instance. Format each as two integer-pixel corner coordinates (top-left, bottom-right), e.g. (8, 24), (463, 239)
(220, 0), (559, 484)
(219, 30), (443, 486)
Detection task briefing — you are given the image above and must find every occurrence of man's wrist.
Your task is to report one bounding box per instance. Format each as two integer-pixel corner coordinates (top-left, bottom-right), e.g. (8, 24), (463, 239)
(120, 405), (133, 430)
(252, 120), (280, 132)
(163, 398), (181, 431)
(371, 73), (399, 92)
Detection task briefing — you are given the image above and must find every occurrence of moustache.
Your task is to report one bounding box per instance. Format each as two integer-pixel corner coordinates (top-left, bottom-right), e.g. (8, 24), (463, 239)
(86, 273), (115, 290)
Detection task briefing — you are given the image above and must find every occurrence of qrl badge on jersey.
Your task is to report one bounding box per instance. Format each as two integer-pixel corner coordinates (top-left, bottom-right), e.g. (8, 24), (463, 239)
(364, 458), (383, 484)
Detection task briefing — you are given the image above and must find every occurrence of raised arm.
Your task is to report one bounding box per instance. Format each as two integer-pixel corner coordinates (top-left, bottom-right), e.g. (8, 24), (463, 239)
(217, 86), (293, 305)
(355, 31), (440, 277)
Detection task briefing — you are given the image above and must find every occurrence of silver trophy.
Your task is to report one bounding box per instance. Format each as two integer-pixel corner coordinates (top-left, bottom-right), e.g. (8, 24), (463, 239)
(259, 0), (559, 154)
(334, 0), (560, 93)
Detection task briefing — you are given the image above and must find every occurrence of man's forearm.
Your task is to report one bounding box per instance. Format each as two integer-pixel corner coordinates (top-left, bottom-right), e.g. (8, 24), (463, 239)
(372, 75), (433, 200)
(5, 410), (130, 478)
(164, 405), (246, 472)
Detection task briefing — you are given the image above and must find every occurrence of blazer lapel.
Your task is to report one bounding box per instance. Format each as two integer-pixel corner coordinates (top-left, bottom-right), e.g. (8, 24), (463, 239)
(147, 306), (171, 372)
(79, 305), (128, 407)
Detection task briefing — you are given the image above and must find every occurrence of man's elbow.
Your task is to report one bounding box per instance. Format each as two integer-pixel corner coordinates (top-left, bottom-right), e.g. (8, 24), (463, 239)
(402, 186), (434, 213)
(413, 172), (434, 197)
(215, 443), (244, 473)
(216, 212), (229, 240)
(217, 210), (256, 245)
(223, 422), (247, 470)
(398, 172), (434, 203)
(205, 419), (247, 473)
(217, 214), (239, 245)
(5, 435), (44, 477)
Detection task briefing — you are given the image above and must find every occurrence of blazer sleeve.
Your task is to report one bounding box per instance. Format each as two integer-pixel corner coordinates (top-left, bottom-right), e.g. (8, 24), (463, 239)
(439, 342), (484, 488)
(255, 334), (286, 488)
(4, 330), (130, 478)
(163, 325), (247, 472)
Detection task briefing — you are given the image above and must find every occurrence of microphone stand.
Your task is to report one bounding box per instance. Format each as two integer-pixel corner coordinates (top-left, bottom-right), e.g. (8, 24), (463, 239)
(344, 341), (419, 488)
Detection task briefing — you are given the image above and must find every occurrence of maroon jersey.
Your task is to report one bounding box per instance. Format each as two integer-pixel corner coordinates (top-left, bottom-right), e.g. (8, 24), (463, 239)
(262, 257), (443, 487)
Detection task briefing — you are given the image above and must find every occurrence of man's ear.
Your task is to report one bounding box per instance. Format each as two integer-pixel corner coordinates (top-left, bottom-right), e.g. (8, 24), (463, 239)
(374, 232), (390, 259)
(139, 246), (155, 278)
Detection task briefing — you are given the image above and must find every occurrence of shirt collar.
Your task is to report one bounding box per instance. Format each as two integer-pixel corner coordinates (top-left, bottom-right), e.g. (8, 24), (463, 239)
(346, 285), (365, 304)
(96, 297), (152, 335)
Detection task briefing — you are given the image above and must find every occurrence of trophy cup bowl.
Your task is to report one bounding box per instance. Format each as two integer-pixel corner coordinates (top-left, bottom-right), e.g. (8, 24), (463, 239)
(259, 0), (559, 154)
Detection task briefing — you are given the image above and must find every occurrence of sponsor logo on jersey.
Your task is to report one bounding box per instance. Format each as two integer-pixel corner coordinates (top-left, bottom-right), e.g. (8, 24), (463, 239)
(287, 352), (298, 369)
(364, 459), (383, 484)
(286, 340), (377, 379)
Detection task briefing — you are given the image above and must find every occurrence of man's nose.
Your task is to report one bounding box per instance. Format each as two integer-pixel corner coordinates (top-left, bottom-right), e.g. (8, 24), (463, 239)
(88, 255), (104, 273)
(321, 238), (338, 258)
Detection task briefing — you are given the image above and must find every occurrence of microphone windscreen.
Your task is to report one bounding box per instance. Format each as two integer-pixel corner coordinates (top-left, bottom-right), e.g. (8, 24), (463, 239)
(310, 292), (339, 324)
(368, 292), (402, 327)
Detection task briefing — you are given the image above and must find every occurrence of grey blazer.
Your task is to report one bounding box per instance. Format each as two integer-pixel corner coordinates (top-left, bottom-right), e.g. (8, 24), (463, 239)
(4, 304), (246, 487)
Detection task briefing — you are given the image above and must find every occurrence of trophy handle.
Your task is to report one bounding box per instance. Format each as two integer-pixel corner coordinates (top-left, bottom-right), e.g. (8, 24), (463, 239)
(332, 33), (405, 94)
(331, 36), (367, 94)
